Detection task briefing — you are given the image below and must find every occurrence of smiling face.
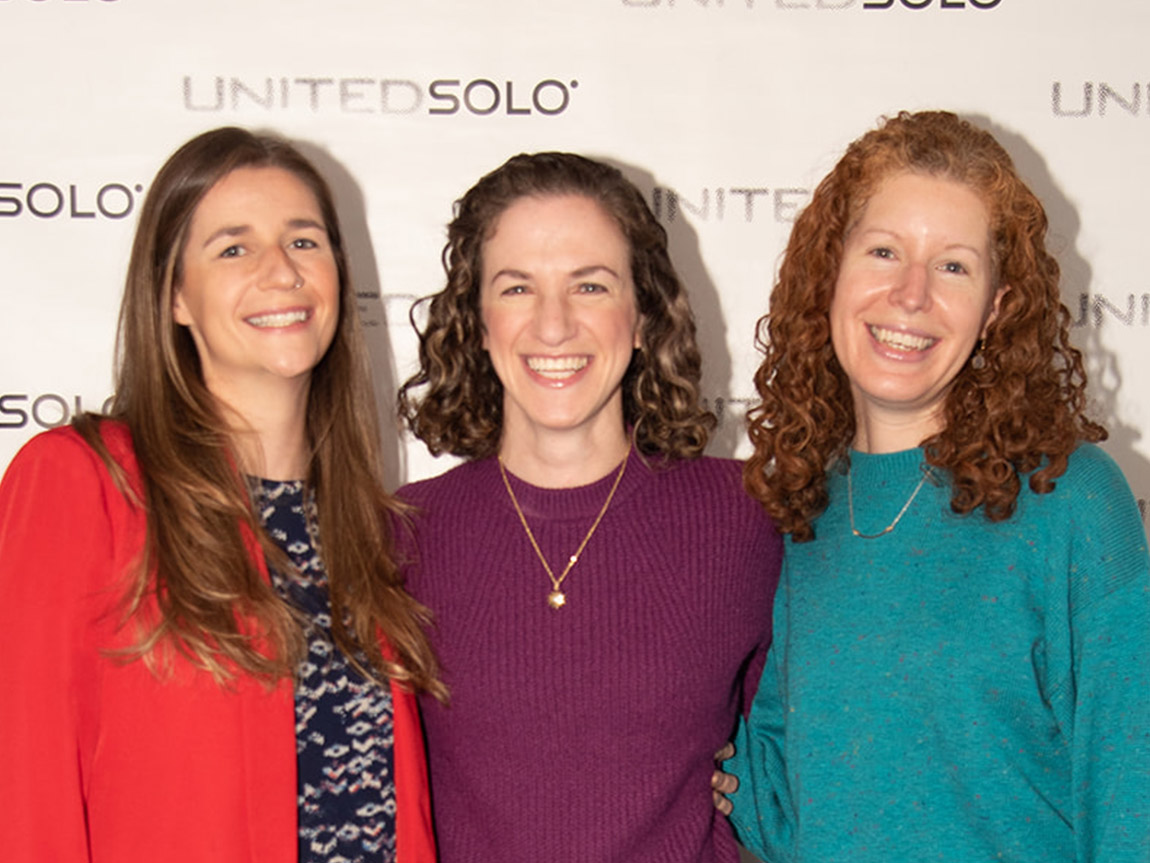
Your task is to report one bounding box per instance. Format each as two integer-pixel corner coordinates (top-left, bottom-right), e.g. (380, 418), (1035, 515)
(830, 171), (1005, 450)
(480, 193), (641, 455)
(172, 166), (339, 408)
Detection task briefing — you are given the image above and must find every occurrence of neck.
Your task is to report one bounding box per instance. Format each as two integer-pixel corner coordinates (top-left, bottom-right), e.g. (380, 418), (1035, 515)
(852, 404), (941, 455)
(498, 422), (631, 489)
(212, 377), (312, 480)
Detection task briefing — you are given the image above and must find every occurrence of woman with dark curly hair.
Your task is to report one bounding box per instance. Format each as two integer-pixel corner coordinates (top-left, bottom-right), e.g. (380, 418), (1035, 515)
(713, 111), (1150, 861)
(398, 152), (781, 861)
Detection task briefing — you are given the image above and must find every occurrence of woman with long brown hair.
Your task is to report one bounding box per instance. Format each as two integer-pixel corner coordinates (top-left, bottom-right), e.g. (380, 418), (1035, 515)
(398, 151), (781, 861)
(0, 127), (441, 862)
(714, 111), (1150, 861)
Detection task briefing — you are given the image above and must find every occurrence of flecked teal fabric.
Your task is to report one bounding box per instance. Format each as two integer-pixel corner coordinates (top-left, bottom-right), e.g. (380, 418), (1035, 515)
(728, 444), (1150, 862)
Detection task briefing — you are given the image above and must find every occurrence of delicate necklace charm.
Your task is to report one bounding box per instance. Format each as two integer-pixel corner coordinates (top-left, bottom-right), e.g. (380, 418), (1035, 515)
(847, 464), (931, 539)
(499, 453), (628, 609)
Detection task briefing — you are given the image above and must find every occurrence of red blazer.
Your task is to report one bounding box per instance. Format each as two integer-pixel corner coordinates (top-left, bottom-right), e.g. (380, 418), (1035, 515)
(0, 424), (435, 862)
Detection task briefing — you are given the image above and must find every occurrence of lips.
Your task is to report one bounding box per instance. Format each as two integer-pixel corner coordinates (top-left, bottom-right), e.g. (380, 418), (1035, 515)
(868, 324), (937, 353)
(245, 309), (310, 328)
(526, 355), (589, 380)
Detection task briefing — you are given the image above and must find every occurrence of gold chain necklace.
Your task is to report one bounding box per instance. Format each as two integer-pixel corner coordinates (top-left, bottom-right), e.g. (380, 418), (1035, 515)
(498, 453), (628, 609)
(847, 464), (931, 539)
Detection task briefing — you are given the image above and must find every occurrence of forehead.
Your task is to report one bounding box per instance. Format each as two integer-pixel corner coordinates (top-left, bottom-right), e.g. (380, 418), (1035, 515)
(848, 170), (991, 238)
(485, 193), (627, 250)
(190, 166), (323, 228)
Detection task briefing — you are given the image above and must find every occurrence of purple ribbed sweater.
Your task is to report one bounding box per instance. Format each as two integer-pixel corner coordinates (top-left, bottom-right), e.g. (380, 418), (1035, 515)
(398, 453), (781, 862)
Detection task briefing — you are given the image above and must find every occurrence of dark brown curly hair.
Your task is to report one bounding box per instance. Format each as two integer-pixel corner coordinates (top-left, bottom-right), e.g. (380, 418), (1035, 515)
(745, 110), (1106, 541)
(399, 151), (715, 460)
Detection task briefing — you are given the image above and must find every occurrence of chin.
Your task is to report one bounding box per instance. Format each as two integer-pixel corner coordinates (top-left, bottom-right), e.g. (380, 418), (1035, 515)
(264, 360), (321, 381)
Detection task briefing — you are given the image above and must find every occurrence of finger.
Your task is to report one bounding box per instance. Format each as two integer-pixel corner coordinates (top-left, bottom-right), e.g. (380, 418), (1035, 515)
(711, 770), (739, 794)
(712, 789), (733, 816)
(714, 742), (734, 762)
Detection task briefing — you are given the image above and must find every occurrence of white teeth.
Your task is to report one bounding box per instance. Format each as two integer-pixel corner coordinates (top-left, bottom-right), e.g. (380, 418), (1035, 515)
(247, 310), (308, 328)
(869, 325), (935, 352)
(527, 356), (588, 378)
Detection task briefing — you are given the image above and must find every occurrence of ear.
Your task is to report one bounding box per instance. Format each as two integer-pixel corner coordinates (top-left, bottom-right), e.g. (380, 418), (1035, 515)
(982, 283), (1009, 338)
(172, 287), (192, 327)
(633, 314), (644, 350)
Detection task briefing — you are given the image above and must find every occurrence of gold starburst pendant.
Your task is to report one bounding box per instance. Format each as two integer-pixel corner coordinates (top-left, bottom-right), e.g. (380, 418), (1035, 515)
(547, 591), (567, 609)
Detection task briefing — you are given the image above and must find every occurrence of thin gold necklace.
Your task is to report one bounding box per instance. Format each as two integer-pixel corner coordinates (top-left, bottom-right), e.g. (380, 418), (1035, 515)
(498, 452), (628, 609)
(847, 464), (931, 539)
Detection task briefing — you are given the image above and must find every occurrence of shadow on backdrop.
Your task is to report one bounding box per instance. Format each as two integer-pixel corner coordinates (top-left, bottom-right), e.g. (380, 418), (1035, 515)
(604, 157), (742, 460)
(977, 113), (1150, 516)
(294, 138), (405, 491)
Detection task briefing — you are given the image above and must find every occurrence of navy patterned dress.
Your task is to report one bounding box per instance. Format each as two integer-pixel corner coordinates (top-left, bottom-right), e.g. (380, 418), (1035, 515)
(253, 479), (398, 863)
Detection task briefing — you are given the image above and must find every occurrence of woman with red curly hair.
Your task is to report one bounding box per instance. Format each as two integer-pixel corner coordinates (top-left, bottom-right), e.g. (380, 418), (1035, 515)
(715, 111), (1149, 861)
(398, 151), (781, 861)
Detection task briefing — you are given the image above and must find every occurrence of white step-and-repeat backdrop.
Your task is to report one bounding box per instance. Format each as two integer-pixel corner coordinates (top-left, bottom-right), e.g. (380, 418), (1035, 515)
(3, 0), (1148, 530)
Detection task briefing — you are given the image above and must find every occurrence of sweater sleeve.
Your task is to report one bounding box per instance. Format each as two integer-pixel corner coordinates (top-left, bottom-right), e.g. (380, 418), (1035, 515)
(727, 560), (796, 863)
(1057, 448), (1150, 862)
(0, 430), (125, 861)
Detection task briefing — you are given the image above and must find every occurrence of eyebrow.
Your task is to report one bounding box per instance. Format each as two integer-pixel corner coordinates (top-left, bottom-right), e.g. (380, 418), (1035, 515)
(854, 227), (985, 257)
(489, 264), (622, 281)
(571, 264), (620, 279)
(200, 217), (326, 249)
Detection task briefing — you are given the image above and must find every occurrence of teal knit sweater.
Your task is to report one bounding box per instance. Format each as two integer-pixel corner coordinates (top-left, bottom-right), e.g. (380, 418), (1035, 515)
(729, 444), (1150, 862)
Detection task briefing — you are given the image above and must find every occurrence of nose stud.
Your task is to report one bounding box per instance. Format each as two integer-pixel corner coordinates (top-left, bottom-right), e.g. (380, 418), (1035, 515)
(292, 278), (303, 290)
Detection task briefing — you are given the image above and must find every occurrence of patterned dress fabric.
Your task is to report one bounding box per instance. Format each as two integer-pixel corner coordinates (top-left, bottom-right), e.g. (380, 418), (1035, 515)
(254, 479), (398, 863)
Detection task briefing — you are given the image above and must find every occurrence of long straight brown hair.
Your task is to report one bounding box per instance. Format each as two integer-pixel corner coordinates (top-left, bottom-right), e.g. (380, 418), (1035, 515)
(76, 127), (444, 699)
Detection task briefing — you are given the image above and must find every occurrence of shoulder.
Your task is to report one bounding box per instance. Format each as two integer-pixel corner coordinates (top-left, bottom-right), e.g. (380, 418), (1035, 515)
(673, 454), (745, 482)
(397, 458), (491, 510)
(0, 424), (144, 590)
(394, 460), (496, 584)
(94, 419), (137, 466)
(1059, 443), (1131, 493)
(1033, 443), (1148, 605)
(1063, 443), (1143, 529)
(1030, 443), (1139, 521)
(7, 424), (119, 481)
(2, 422), (140, 512)
(644, 455), (751, 500)
(642, 455), (780, 530)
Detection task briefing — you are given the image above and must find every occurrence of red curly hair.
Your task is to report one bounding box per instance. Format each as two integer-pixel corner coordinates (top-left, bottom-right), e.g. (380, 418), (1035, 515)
(745, 110), (1105, 541)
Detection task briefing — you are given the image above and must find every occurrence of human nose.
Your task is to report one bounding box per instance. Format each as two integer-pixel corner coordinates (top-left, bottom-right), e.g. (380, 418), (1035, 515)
(532, 291), (577, 344)
(259, 245), (303, 291)
(889, 262), (932, 313)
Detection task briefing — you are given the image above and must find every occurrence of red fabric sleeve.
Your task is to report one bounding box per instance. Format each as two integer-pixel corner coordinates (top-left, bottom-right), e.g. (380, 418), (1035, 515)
(0, 428), (131, 861)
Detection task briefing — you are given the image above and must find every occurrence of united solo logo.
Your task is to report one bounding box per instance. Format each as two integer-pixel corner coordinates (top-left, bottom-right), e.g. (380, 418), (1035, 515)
(0, 182), (140, 219)
(1053, 82), (1150, 118)
(184, 76), (577, 117)
(0, 394), (115, 430)
(862, 0), (1000, 8)
(623, 0), (1000, 8)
